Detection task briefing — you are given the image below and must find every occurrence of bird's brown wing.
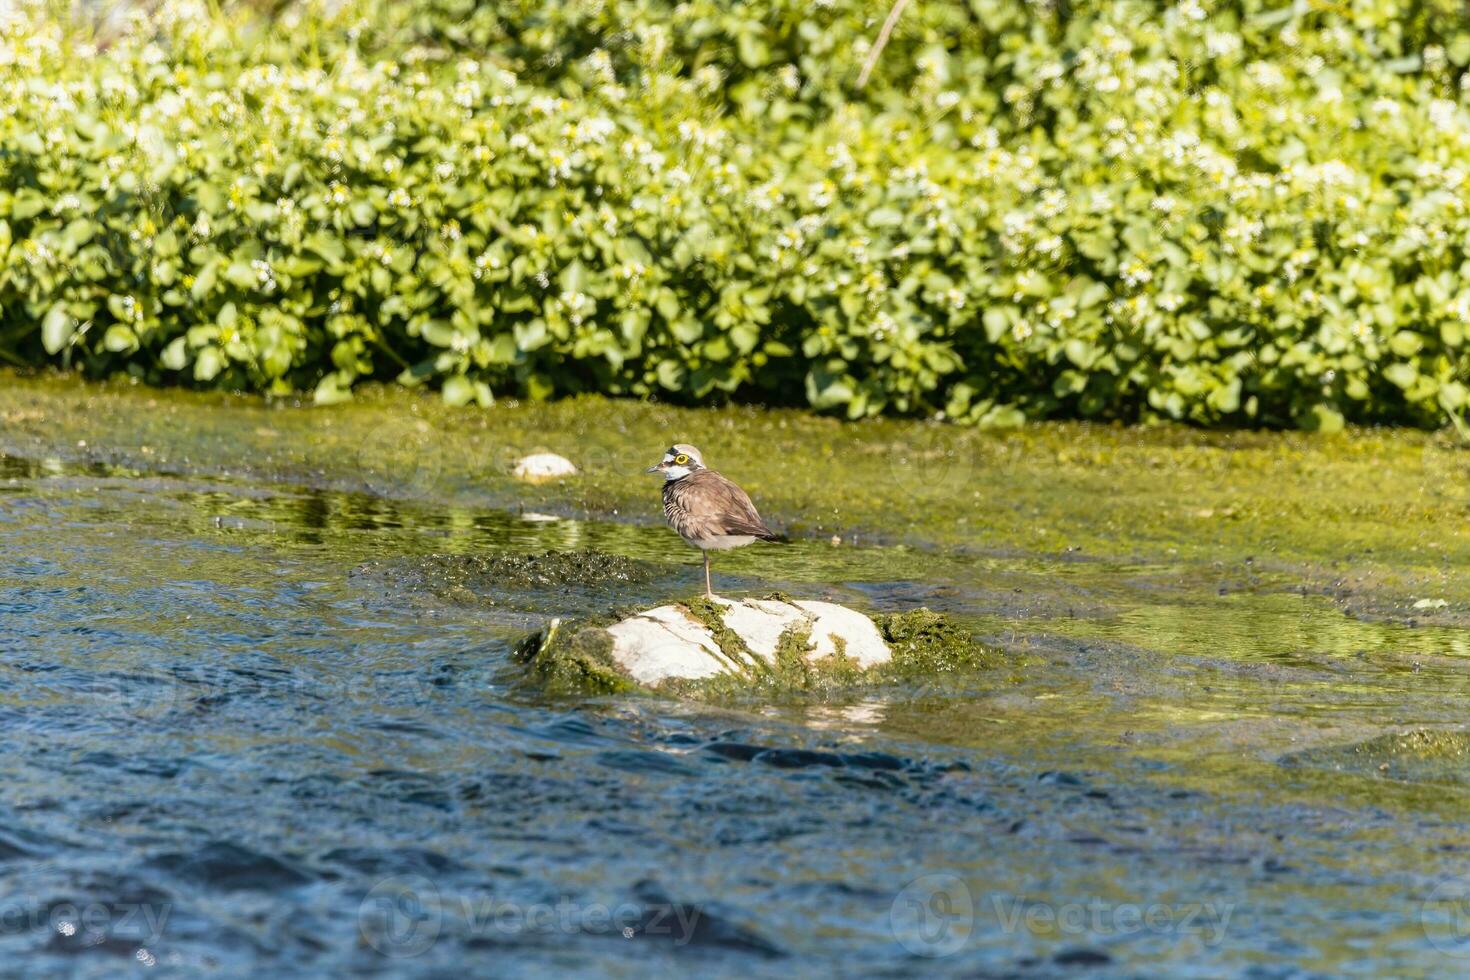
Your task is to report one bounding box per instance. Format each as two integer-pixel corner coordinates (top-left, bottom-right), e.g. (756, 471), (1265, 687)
(664, 469), (777, 540)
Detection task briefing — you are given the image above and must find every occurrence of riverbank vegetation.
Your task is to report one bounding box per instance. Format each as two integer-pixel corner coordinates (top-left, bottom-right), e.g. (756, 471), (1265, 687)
(4, 0), (1470, 429)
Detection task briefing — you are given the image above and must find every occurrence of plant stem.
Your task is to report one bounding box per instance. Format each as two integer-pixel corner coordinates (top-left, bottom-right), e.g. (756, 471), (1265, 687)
(856, 0), (913, 90)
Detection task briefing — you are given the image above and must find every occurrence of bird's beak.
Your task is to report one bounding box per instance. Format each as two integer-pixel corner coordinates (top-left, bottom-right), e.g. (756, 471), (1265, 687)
(645, 462), (664, 474)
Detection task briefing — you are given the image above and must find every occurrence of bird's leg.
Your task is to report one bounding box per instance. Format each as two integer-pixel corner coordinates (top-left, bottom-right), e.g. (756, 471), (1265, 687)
(703, 550), (712, 598)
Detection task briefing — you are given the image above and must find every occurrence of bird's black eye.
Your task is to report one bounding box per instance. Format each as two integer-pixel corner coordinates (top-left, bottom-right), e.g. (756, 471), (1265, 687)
(674, 453), (689, 465)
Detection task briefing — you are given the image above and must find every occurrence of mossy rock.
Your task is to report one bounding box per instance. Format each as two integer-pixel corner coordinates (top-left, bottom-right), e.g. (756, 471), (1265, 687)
(513, 617), (640, 696)
(1280, 729), (1470, 787)
(353, 548), (658, 605)
(513, 597), (998, 698)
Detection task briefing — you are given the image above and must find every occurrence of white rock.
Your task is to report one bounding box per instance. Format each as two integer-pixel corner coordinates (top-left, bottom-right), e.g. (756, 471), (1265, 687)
(605, 608), (728, 685)
(512, 452), (577, 482)
(602, 597), (891, 686)
(790, 600), (890, 668)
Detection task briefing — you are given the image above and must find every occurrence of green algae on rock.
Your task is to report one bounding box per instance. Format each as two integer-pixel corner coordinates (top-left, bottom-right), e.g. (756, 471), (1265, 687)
(1280, 730), (1470, 789)
(513, 617), (642, 696)
(352, 549), (658, 605)
(874, 608), (1006, 679)
(513, 599), (999, 699)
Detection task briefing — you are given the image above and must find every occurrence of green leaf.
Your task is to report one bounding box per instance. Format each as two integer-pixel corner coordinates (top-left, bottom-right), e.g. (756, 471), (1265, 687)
(1063, 339), (1095, 368)
(560, 259), (588, 294)
(10, 190), (45, 220)
(441, 375), (478, 406)
(1302, 403), (1345, 433)
(41, 305), (74, 355)
(62, 219), (94, 251)
(730, 323), (759, 354)
(670, 316), (703, 344)
(160, 336), (188, 370)
(1450, 34), (1470, 66)
(1388, 332), (1423, 358)
(313, 372), (353, 405)
(736, 31), (770, 68)
(194, 346), (225, 382)
(1209, 376), (1242, 414)
(304, 233), (346, 264)
(191, 264), (218, 301)
(868, 207), (904, 228)
(513, 319), (548, 351)
(1384, 362), (1418, 389)
(102, 325), (137, 352)
(655, 360), (684, 390)
(225, 262), (257, 289)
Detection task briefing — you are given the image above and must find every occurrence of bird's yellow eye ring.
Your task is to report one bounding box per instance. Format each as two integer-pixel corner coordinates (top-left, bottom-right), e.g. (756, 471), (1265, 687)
(674, 454), (689, 464)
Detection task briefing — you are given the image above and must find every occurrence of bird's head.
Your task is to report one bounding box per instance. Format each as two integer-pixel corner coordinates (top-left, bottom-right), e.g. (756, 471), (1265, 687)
(645, 444), (705, 481)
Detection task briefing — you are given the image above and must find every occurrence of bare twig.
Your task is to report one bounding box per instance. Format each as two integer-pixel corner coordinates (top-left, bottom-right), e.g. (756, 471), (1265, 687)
(856, 0), (913, 90)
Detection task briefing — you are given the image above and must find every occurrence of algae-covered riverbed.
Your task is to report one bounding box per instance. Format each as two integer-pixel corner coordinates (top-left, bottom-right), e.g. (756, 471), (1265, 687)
(4, 370), (1470, 974)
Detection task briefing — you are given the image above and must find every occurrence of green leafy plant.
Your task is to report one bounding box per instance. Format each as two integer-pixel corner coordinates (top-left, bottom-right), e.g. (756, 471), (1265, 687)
(4, 0), (1470, 429)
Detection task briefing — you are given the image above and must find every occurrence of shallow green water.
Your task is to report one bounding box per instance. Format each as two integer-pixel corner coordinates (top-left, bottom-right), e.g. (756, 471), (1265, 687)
(4, 375), (1470, 975)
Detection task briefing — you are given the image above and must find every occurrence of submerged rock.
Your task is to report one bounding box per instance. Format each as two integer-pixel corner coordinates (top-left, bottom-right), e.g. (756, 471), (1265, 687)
(512, 452), (577, 482)
(1279, 729), (1470, 787)
(514, 596), (998, 697)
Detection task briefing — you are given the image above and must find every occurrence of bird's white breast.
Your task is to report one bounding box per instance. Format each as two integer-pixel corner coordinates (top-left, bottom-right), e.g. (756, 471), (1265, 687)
(683, 533), (757, 551)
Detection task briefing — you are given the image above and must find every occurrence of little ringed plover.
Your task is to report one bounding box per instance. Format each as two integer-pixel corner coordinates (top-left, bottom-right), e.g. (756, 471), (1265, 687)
(646, 444), (777, 597)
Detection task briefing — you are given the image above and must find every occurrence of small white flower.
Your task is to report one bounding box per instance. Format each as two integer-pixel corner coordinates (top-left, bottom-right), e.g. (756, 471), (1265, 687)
(1429, 99), (1458, 131)
(474, 252), (502, 279)
(694, 65), (724, 92)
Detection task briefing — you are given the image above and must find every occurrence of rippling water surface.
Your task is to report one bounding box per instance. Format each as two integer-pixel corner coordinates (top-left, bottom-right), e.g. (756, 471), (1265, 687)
(4, 453), (1470, 976)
